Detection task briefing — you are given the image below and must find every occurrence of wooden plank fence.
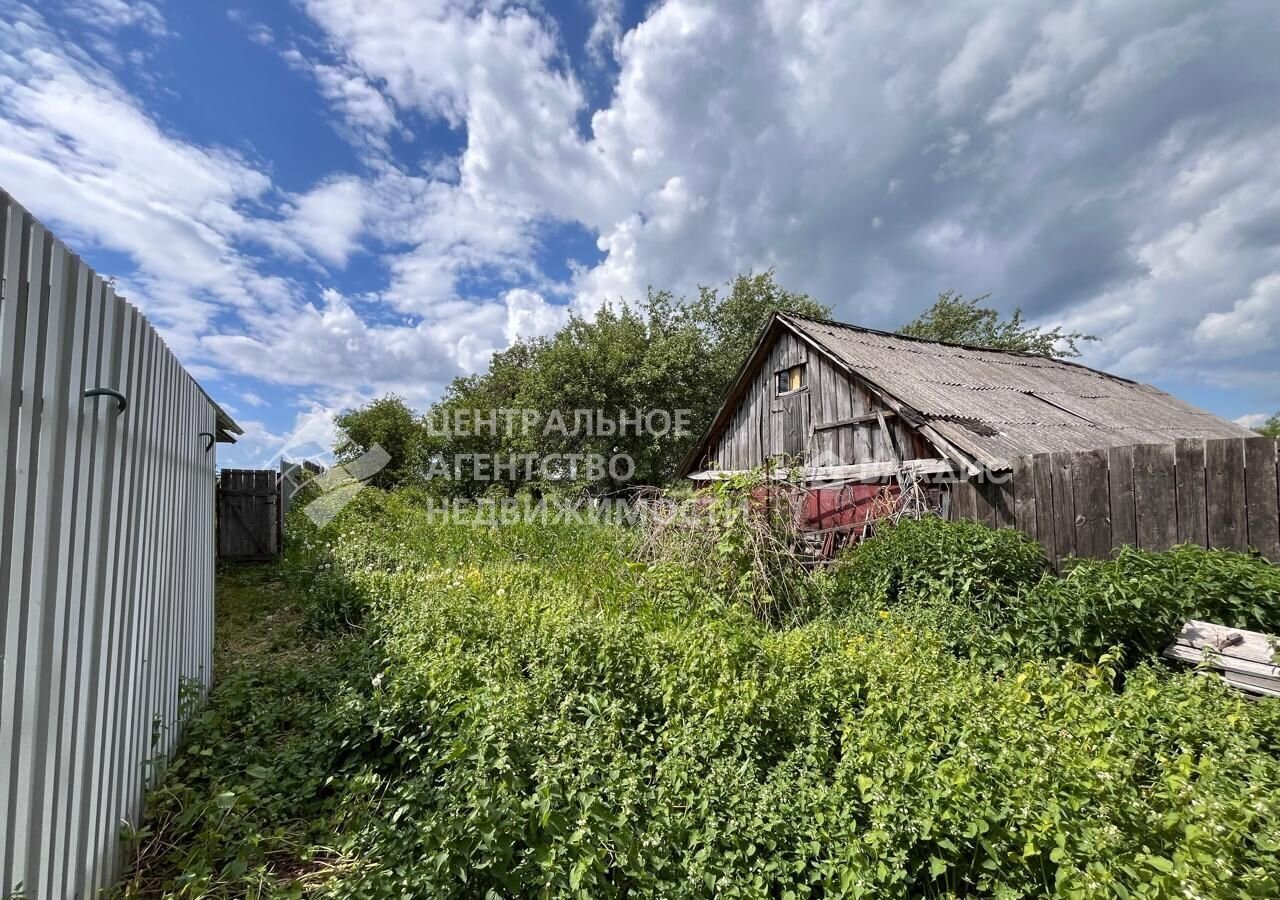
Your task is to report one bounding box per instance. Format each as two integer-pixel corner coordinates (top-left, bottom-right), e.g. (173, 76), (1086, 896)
(1, 190), (225, 897)
(950, 437), (1280, 568)
(218, 469), (280, 561)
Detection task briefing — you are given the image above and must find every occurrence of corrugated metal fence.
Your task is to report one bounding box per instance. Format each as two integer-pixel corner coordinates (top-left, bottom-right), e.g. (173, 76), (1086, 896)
(950, 436), (1280, 568)
(1, 190), (223, 897)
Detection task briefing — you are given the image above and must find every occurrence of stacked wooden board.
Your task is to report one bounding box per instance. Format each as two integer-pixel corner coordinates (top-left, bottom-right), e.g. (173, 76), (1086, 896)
(1163, 620), (1280, 698)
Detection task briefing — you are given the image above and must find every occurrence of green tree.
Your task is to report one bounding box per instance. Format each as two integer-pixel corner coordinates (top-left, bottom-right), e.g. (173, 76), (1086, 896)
(512, 292), (718, 490)
(694, 269), (831, 390)
(333, 395), (425, 489)
(899, 290), (1097, 358)
(1256, 412), (1280, 438)
(417, 269), (824, 495)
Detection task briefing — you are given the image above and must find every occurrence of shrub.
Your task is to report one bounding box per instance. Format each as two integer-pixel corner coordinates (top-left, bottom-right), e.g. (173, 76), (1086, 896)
(832, 516), (1047, 617)
(1009, 544), (1280, 662)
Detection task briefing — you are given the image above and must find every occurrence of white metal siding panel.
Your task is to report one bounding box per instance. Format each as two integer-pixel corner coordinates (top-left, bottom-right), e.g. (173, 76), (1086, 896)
(0, 191), (223, 897)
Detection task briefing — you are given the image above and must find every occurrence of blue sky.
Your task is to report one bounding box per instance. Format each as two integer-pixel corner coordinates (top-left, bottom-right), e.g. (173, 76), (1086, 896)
(2, 0), (1278, 467)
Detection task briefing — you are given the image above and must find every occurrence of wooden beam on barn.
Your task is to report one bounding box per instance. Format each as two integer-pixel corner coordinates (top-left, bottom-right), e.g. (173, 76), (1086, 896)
(688, 457), (956, 484)
(812, 410), (896, 431)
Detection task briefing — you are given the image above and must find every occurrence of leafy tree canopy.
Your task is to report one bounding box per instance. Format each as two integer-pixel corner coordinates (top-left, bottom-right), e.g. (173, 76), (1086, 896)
(340, 270), (828, 494)
(333, 394), (425, 490)
(1256, 412), (1280, 438)
(899, 290), (1097, 359)
(693, 269), (830, 388)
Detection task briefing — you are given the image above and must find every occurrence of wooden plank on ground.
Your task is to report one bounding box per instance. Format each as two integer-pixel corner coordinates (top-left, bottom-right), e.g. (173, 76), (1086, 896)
(1163, 620), (1280, 698)
(1205, 438), (1247, 552)
(1012, 456), (1037, 541)
(1243, 437), (1280, 562)
(1107, 444), (1136, 551)
(1071, 448), (1112, 560)
(1133, 443), (1177, 551)
(1175, 438), (1207, 547)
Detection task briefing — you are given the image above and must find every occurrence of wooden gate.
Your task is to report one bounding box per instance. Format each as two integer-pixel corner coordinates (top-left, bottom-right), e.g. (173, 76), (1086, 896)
(218, 469), (279, 561)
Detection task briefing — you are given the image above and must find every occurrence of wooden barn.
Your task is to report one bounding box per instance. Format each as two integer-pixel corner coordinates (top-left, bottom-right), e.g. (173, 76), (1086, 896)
(677, 312), (1260, 553)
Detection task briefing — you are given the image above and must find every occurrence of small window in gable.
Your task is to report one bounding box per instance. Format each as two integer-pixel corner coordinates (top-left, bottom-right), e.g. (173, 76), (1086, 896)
(776, 364), (806, 395)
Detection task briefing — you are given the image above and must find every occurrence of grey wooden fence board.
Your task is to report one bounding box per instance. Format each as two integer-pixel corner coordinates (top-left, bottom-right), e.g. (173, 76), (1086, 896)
(1107, 444), (1137, 551)
(1174, 438), (1207, 547)
(1050, 451), (1076, 565)
(1012, 455), (1036, 539)
(952, 437), (1280, 567)
(1030, 453), (1055, 564)
(1244, 437), (1280, 562)
(1071, 449), (1111, 560)
(1, 191), (221, 897)
(1133, 443), (1177, 551)
(1206, 438), (1247, 552)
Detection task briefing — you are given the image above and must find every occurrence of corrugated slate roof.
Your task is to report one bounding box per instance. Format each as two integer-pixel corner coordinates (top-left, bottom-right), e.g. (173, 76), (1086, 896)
(783, 313), (1253, 470)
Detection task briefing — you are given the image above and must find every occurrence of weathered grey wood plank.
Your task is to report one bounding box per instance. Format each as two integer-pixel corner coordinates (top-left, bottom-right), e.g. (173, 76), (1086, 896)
(950, 479), (978, 522)
(1050, 451), (1077, 563)
(834, 369), (853, 464)
(1012, 455), (1037, 540)
(1206, 438), (1247, 551)
(969, 477), (995, 527)
(1071, 448), (1112, 559)
(1133, 443), (1177, 551)
(1032, 453), (1057, 566)
(1174, 438), (1207, 547)
(1163, 620), (1280, 698)
(1243, 437), (1280, 562)
(990, 478), (1015, 528)
(814, 409), (896, 431)
(1107, 444), (1136, 551)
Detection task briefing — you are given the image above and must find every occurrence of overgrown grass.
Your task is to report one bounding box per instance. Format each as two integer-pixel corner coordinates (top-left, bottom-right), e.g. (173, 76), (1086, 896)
(111, 564), (375, 898)
(117, 493), (1280, 898)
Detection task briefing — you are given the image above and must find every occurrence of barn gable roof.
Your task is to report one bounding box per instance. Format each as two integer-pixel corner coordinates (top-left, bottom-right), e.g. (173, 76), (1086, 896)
(679, 312), (1253, 475)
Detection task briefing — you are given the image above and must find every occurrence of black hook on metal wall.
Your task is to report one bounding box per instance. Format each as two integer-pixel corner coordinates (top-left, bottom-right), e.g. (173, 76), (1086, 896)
(83, 387), (127, 414)
(199, 432), (215, 452)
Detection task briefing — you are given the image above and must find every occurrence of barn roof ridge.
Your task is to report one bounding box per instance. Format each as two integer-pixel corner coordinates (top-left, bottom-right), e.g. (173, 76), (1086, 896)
(776, 310), (1142, 385)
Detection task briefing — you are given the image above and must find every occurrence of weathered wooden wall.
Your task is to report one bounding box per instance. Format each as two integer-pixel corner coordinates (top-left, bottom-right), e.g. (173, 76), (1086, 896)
(702, 328), (931, 472)
(217, 469), (280, 561)
(949, 437), (1280, 567)
(1, 190), (219, 897)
